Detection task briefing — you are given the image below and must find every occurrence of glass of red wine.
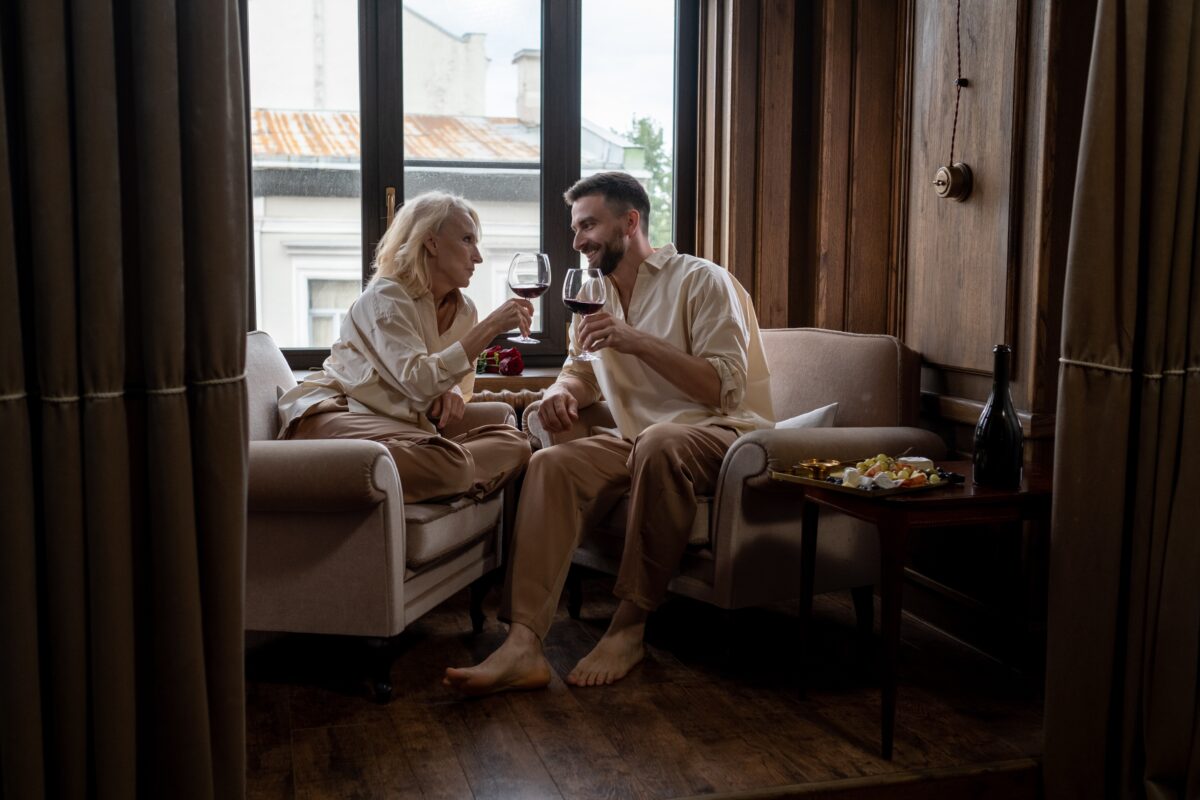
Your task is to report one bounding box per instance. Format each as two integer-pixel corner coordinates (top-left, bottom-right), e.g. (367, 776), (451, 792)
(506, 252), (551, 344)
(562, 267), (607, 362)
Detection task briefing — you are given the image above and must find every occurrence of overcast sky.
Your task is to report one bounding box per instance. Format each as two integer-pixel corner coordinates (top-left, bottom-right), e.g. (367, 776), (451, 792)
(402, 0), (677, 148)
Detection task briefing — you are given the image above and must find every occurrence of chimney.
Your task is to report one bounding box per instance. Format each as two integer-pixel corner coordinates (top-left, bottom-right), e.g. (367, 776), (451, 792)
(513, 49), (540, 127)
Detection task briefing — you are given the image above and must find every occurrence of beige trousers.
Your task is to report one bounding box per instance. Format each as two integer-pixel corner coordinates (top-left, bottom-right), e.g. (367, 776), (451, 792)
(502, 422), (738, 638)
(286, 400), (532, 504)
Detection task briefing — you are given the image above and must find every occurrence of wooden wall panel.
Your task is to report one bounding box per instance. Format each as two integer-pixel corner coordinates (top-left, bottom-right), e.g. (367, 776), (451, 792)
(815, 0), (853, 331)
(754, 0), (798, 328)
(814, 0), (904, 335)
(696, 0), (806, 328)
(846, 0), (901, 333)
(902, 0), (1024, 374)
(721, 0), (759, 294)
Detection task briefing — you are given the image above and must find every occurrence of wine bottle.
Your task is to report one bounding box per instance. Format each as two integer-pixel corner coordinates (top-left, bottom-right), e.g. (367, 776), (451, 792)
(972, 344), (1024, 488)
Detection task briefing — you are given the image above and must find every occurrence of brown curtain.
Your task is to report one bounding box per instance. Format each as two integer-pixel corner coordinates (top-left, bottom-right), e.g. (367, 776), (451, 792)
(0, 1), (249, 798)
(1045, 0), (1200, 798)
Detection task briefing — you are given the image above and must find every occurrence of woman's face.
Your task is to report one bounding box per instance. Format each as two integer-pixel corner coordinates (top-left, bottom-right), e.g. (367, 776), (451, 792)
(426, 209), (483, 291)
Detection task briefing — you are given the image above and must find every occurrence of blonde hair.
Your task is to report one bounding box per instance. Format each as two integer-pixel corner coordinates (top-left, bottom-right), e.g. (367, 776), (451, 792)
(370, 192), (481, 295)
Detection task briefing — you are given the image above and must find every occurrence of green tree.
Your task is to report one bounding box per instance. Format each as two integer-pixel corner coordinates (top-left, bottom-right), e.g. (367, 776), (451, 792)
(624, 116), (673, 247)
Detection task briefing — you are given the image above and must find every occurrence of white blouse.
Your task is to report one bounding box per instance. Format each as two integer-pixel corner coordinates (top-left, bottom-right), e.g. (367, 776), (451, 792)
(277, 276), (477, 436)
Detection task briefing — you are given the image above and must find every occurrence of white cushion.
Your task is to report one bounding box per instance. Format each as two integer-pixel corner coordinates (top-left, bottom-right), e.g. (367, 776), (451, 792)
(775, 401), (838, 429)
(404, 494), (503, 569)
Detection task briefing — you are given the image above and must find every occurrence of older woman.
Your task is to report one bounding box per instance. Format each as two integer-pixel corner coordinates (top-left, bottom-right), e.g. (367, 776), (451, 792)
(277, 192), (534, 503)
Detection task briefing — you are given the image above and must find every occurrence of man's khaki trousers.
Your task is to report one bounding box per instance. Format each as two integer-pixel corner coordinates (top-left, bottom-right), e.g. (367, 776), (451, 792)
(502, 422), (738, 638)
(287, 400), (532, 503)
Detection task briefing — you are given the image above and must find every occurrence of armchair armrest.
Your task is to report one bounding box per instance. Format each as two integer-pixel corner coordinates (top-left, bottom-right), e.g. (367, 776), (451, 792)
(443, 400), (517, 438)
(248, 439), (401, 512)
(523, 400), (616, 447)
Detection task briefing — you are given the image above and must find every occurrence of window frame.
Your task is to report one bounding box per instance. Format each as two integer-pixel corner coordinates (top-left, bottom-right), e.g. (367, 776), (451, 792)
(245, 0), (699, 371)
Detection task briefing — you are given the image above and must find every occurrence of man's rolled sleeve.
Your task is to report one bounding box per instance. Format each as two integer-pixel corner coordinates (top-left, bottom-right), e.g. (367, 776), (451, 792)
(689, 269), (752, 415)
(705, 355), (747, 414)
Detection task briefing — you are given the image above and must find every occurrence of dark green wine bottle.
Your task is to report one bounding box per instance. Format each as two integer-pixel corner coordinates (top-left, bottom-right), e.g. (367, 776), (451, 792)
(972, 345), (1023, 488)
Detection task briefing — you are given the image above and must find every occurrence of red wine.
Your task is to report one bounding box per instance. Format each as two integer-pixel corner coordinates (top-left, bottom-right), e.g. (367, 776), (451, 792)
(564, 299), (604, 315)
(510, 283), (549, 299)
(972, 344), (1024, 488)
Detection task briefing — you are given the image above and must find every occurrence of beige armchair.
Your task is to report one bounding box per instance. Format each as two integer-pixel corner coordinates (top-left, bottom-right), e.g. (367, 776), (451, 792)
(522, 328), (947, 626)
(245, 331), (516, 699)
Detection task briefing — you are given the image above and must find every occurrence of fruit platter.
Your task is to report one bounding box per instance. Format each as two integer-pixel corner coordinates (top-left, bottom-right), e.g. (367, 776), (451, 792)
(770, 454), (964, 496)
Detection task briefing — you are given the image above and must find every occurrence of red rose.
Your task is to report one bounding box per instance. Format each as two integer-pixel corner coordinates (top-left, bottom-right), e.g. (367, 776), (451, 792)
(499, 351), (524, 375)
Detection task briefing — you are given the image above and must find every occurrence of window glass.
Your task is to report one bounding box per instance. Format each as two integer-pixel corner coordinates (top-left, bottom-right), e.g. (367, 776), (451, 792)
(248, 0), (362, 348)
(400, 2), (543, 331)
(581, 0), (677, 251)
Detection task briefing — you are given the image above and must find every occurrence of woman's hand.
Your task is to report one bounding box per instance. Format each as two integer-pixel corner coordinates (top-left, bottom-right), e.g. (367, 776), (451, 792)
(576, 312), (642, 354)
(458, 298), (535, 368)
(484, 298), (534, 339)
(427, 388), (467, 430)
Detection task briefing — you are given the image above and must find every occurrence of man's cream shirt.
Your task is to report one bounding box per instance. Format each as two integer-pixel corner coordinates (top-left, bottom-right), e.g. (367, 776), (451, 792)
(561, 244), (774, 440)
(276, 276), (477, 436)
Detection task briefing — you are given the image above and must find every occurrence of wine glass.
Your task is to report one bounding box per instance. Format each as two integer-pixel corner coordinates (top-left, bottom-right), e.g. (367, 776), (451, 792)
(506, 252), (551, 344)
(562, 267), (607, 362)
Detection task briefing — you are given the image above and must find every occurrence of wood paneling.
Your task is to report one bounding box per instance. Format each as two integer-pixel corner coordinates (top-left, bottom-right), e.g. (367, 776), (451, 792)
(815, 0), (906, 335)
(696, 0), (808, 328)
(815, 0), (854, 331)
(847, 1), (901, 333)
(902, 0), (1025, 374)
(755, 0), (799, 328)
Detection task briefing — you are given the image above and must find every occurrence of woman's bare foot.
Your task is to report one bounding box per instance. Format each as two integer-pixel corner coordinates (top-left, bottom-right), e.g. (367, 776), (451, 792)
(566, 600), (647, 687)
(443, 623), (552, 696)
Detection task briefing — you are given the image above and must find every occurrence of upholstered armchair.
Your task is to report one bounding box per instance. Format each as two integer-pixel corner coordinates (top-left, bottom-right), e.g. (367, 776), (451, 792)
(522, 328), (947, 626)
(244, 331), (516, 699)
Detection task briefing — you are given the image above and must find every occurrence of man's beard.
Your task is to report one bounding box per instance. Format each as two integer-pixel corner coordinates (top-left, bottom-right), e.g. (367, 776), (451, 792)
(596, 236), (625, 275)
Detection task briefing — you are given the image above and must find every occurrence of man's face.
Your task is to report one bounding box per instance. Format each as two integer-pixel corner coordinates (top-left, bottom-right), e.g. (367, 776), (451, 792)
(427, 209), (482, 289)
(570, 194), (631, 276)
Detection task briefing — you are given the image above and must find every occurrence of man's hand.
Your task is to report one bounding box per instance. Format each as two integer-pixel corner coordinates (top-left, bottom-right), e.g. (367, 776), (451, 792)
(576, 312), (643, 354)
(537, 389), (579, 433)
(428, 389), (466, 430)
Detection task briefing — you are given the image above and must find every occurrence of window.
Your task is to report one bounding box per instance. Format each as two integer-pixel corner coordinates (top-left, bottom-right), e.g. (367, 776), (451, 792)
(582, 0), (677, 249)
(246, 0), (697, 367)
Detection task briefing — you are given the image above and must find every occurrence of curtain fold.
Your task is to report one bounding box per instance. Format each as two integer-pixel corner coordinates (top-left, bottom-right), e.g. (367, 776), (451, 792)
(1045, 0), (1200, 798)
(0, 0), (249, 796)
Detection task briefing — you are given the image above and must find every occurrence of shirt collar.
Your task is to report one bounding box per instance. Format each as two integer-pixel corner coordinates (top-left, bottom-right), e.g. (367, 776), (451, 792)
(641, 243), (677, 273)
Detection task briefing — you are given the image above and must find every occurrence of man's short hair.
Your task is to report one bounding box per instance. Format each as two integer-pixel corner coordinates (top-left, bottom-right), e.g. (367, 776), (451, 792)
(563, 171), (650, 234)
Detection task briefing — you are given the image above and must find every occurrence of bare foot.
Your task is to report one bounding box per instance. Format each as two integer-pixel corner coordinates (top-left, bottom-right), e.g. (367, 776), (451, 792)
(443, 624), (552, 696)
(566, 601), (647, 687)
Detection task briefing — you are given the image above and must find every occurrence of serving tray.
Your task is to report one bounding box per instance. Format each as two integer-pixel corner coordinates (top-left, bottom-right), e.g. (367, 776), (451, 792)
(768, 469), (962, 497)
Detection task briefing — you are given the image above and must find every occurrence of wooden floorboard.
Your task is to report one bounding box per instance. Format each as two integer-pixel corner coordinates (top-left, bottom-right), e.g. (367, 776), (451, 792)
(245, 575), (1043, 799)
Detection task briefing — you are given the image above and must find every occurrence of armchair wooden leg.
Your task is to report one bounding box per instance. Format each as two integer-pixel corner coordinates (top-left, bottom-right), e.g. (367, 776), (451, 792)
(566, 566), (583, 620)
(364, 637), (394, 704)
(852, 585), (875, 637)
(469, 577), (489, 634)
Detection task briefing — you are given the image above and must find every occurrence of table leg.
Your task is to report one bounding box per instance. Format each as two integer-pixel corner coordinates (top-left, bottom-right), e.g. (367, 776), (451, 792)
(797, 499), (819, 651)
(795, 499), (820, 696)
(878, 518), (908, 760)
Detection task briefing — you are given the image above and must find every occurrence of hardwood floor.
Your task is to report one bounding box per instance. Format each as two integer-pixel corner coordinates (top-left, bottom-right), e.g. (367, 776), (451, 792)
(245, 575), (1043, 799)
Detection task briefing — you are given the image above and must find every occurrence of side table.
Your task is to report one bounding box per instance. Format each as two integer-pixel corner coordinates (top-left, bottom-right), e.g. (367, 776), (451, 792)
(790, 460), (1052, 759)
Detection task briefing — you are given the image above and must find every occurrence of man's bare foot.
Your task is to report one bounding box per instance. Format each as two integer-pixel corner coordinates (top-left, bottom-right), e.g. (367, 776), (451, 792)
(443, 623), (552, 696)
(566, 600), (647, 687)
